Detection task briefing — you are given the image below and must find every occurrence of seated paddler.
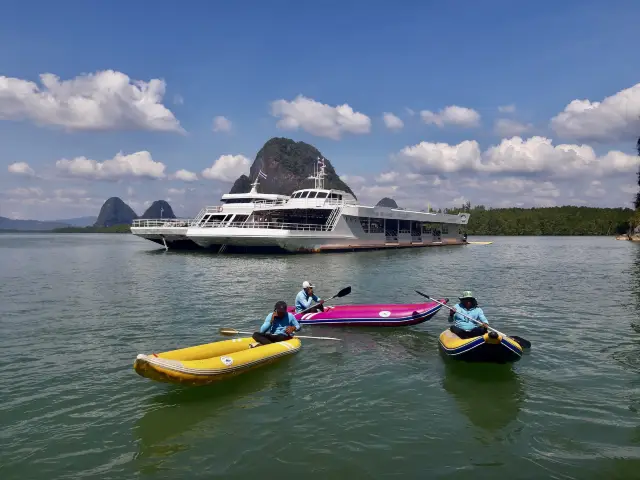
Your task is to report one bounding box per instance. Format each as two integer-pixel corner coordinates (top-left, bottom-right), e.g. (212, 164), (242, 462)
(251, 300), (301, 346)
(449, 291), (490, 339)
(295, 280), (324, 313)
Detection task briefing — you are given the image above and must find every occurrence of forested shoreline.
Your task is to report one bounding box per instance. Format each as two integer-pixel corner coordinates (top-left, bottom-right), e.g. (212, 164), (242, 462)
(445, 205), (633, 236)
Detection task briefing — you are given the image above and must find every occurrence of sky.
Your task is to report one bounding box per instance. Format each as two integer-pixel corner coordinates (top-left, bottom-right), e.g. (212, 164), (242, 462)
(1, 0), (639, 220)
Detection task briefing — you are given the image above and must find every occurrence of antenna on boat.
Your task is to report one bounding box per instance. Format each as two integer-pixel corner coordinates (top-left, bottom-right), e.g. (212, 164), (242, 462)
(308, 156), (326, 189)
(250, 169), (268, 194)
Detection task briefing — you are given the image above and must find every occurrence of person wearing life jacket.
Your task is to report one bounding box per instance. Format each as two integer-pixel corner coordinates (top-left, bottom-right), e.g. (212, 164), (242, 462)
(449, 291), (490, 338)
(251, 300), (301, 347)
(295, 280), (324, 313)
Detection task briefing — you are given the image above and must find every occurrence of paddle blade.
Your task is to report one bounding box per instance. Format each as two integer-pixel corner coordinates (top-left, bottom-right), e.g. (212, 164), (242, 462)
(415, 290), (431, 299)
(510, 335), (531, 349)
(336, 286), (351, 298)
(219, 328), (239, 336)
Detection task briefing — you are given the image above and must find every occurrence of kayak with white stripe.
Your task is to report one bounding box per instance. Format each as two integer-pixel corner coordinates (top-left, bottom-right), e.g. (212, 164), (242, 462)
(288, 299), (448, 327)
(133, 336), (301, 386)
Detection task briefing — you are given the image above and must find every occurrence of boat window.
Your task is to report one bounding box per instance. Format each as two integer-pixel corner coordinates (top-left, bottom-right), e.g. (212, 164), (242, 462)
(299, 191), (310, 198)
(307, 191), (318, 198)
(292, 192), (300, 198)
(359, 217), (370, 233)
(442, 224), (449, 234)
(316, 191), (328, 198)
(369, 218), (383, 233)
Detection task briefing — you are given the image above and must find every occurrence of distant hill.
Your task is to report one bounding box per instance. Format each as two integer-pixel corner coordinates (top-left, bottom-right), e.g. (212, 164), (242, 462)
(94, 197), (138, 227)
(141, 200), (176, 219)
(377, 197), (399, 208)
(229, 137), (355, 197)
(0, 216), (70, 231)
(53, 216), (97, 227)
(0, 198), (179, 231)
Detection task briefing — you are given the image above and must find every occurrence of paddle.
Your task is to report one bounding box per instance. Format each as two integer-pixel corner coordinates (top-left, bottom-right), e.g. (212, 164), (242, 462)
(297, 285), (352, 316)
(219, 327), (343, 341)
(414, 290), (531, 349)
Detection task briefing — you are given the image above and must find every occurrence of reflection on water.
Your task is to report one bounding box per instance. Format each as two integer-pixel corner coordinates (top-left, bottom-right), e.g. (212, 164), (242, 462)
(6, 234), (640, 478)
(132, 359), (294, 475)
(632, 245), (640, 321)
(607, 245), (640, 373)
(442, 360), (524, 432)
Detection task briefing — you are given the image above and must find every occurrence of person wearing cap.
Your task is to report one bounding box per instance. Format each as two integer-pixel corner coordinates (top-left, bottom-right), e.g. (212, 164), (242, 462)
(295, 281), (324, 313)
(251, 300), (302, 346)
(448, 291), (490, 338)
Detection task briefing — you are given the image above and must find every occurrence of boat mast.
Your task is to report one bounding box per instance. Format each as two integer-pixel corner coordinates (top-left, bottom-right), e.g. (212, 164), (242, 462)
(308, 156), (326, 189)
(249, 177), (260, 194)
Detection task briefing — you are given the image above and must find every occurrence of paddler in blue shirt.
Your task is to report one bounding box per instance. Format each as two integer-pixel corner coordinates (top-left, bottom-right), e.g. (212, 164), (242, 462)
(295, 280), (324, 313)
(251, 300), (301, 347)
(449, 291), (490, 339)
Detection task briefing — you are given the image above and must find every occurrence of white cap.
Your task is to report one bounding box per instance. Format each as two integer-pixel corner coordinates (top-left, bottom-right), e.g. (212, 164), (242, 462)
(302, 281), (315, 289)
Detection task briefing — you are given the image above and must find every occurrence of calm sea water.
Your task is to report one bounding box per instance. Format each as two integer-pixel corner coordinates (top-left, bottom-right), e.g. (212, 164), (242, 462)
(1, 233), (639, 479)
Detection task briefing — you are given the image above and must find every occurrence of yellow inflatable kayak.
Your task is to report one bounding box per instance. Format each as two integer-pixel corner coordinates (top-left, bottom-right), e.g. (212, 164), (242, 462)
(438, 328), (522, 364)
(133, 336), (302, 386)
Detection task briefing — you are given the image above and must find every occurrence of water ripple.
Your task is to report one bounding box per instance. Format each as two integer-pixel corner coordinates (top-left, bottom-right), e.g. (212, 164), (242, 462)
(1, 234), (640, 478)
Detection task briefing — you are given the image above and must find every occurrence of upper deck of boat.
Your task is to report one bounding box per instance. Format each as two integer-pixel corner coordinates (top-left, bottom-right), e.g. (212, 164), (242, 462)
(250, 187), (469, 225)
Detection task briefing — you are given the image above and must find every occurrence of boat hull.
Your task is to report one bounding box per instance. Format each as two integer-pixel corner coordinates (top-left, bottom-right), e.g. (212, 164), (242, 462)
(438, 329), (522, 364)
(288, 300), (447, 326)
(130, 227), (202, 250)
(186, 225), (466, 254)
(133, 337), (301, 385)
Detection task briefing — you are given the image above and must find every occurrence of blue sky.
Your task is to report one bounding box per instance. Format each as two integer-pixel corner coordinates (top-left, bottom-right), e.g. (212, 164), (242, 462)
(1, 0), (639, 220)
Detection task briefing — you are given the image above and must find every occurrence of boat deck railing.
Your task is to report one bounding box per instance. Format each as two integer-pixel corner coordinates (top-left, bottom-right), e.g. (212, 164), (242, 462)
(253, 198), (350, 210)
(132, 218), (193, 228)
(197, 221), (331, 232)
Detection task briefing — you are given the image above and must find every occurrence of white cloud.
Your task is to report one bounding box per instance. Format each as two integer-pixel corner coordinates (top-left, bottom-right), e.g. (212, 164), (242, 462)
(0, 70), (183, 133)
(493, 118), (533, 137)
(173, 94), (184, 105)
(405, 107), (416, 116)
(201, 154), (250, 182)
(172, 169), (198, 182)
(53, 188), (88, 198)
(482, 136), (638, 177)
(127, 186), (135, 197)
(621, 184), (638, 195)
(394, 136), (640, 178)
(585, 180), (607, 198)
(168, 188), (185, 195)
(270, 95), (371, 140)
(212, 115), (232, 133)
(8, 161), (35, 176)
(7, 187), (44, 197)
(382, 112), (404, 131)
(55, 151), (166, 181)
(550, 82), (640, 142)
(394, 140), (483, 173)
(375, 171), (399, 183)
(498, 104), (516, 113)
(420, 105), (481, 128)
(340, 175), (366, 186)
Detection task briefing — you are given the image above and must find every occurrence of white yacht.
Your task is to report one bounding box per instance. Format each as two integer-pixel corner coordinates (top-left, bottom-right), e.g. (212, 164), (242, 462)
(130, 177), (289, 249)
(184, 159), (470, 253)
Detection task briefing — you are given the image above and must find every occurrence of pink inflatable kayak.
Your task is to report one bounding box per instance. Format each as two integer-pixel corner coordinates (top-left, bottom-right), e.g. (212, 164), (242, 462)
(287, 299), (448, 327)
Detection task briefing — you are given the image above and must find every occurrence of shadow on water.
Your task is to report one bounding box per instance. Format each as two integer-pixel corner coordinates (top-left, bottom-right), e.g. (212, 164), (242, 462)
(632, 245), (640, 323)
(442, 360), (525, 432)
(606, 245), (640, 373)
(131, 357), (294, 475)
(302, 324), (439, 360)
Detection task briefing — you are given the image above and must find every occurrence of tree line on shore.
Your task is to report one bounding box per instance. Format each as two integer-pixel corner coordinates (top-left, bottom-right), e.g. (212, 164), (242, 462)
(444, 203), (633, 236)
